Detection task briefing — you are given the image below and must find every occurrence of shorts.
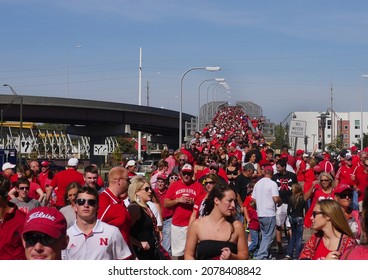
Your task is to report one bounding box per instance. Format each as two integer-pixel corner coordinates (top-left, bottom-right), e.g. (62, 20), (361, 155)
(276, 203), (290, 228)
(171, 224), (188, 257)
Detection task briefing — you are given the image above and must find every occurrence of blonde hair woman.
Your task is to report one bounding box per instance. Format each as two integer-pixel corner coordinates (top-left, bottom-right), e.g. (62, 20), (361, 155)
(304, 172), (336, 228)
(127, 176), (161, 259)
(299, 199), (356, 259)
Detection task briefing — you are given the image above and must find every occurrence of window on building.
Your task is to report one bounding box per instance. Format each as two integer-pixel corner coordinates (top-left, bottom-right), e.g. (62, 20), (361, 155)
(344, 143), (349, 148)
(344, 125), (348, 130)
(355, 135), (360, 139)
(355, 120), (360, 129)
(327, 134), (331, 138)
(344, 134), (348, 139)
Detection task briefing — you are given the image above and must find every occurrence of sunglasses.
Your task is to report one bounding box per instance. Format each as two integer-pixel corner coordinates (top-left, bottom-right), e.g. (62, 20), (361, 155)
(320, 179), (330, 182)
(312, 211), (325, 218)
(169, 176), (178, 180)
(336, 193), (353, 199)
(142, 186), (152, 192)
(205, 181), (215, 185)
(76, 198), (97, 206)
(23, 233), (58, 247)
(18, 187), (30, 191)
(179, 159), (186, 162)
(182, 172), (192, 176)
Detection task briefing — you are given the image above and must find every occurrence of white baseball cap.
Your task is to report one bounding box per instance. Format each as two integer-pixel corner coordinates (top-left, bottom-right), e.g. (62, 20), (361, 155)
(2, 162), (16, 171)
(67, 158), (79, 167)
(125, 160), (136, 167)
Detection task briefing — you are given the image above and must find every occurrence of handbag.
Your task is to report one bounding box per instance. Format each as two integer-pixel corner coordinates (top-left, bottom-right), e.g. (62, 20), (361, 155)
(154, 243), (171, 260)
(146, 204), (172, 260)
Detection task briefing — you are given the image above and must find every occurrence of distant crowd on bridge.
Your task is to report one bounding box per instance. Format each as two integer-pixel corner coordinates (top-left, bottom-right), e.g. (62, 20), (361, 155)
(0, 105), (367, 260)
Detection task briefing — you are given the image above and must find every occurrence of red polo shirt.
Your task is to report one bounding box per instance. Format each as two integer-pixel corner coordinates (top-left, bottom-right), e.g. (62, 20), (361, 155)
(0, 207), (26, 260)
(98, 188), (131, 245)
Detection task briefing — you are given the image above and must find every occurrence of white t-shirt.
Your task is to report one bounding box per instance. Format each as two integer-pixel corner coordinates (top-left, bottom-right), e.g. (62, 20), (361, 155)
(62, 219), (131, 260)
(252, 177), (279, 217)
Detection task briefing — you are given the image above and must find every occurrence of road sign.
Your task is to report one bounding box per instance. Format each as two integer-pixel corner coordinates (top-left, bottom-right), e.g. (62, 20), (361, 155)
(289, 120), (307, 138)
(93, 144), (108, 156)
(21, 140), (34, 154)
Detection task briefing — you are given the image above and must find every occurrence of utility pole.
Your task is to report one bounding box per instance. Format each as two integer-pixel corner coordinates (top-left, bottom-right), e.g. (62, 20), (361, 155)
(146, 81), (150, 106)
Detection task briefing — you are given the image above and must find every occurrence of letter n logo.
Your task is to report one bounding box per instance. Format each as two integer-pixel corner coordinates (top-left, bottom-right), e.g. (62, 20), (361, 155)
(100, 238), (108, 246)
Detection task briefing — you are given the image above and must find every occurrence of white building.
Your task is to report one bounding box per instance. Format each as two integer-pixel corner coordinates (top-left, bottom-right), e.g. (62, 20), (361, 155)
(286, 111), (367, 153)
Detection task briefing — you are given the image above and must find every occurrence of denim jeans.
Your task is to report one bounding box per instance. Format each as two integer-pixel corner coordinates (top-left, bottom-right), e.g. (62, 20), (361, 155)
(162, 218), (172, 255)
(248, 229), (259, 255)
(286, 216), (304, 259)
(256, 216), (276, 260)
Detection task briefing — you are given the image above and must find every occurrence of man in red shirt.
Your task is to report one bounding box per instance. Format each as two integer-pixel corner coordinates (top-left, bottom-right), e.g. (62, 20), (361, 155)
(259, 148), (275, 168)
(164, 163), (206, 259)
(48, 158), (84, 208)
(350, 146), (360, 166)
(38, 161), (52, 192)
(0, 174), (26, 260)
(353, 159), (368, 205)
(2, 162), (18, 186)
(335, 153), (355, 187)
(318, 152), (335, 177)
(153, 173), (173, 255)
(98, 166), (132, 250)
(228, 142), (243, 163)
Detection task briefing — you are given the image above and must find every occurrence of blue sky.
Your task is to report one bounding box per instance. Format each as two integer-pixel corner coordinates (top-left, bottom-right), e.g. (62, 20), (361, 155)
(1, 0), (368, 123)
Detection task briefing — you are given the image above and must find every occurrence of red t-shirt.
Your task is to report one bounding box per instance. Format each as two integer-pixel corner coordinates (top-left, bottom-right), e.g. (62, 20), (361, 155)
(304, 187), (336, 228)
(0, 207), (26, 260)
(38, 171), (51, 191)
(98, 188), (131, 245)
(28, 181), (42, 200)
(228, 150), (243, 162)
(353, 168), (368, 201)
(335, 165), (355, 187)
(165, 180), (206, 227)
(50, 168), (84, 207)
(154, 187), (173, 220)
(296, 158), (306, 182)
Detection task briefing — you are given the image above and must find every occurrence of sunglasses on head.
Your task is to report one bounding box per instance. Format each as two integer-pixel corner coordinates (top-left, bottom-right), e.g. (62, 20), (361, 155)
(76, 198), (97, 206)
(23, 232), (58, 247)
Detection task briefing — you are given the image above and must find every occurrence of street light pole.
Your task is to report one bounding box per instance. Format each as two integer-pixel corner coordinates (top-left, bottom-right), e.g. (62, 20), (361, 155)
(197, 78), (224, 131)
(179, 66), (220, 148)
(318, 112), (329, 152)
(361, 75), (368, 150)
(3, 84), (23, 164)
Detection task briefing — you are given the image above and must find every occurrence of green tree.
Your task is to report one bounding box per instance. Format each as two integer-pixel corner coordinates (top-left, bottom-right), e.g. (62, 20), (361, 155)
(355, 133), (368, 150)
(271, 124), (289, 150)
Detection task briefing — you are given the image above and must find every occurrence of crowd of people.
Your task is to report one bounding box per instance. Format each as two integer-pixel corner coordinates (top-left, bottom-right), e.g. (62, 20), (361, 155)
(1, 105), (368, 260)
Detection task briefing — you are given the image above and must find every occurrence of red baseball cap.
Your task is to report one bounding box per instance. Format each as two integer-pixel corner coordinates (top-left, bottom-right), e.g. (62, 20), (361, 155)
(156, 173), (167, 180)
(296, 149), (304, 156)
(41, 161), (50, 167)
(263, 165), (274, 173)
(22, 207), (67, 238)
(334, 184), (353, 195)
